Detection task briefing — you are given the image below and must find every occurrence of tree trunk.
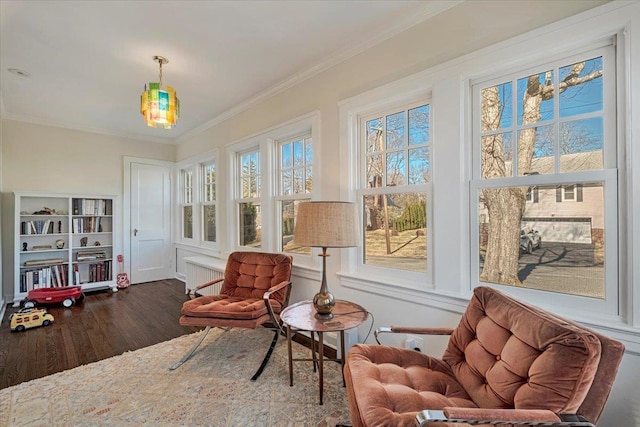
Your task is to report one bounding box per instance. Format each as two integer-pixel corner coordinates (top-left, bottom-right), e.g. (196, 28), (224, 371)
(480, 187), (525, 285)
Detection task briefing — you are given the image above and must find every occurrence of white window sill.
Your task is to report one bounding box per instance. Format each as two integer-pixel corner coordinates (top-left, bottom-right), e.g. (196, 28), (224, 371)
(338, 273), (640, 355)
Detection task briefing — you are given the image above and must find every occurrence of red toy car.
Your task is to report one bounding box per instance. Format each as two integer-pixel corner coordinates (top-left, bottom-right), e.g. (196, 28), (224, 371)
(23, 285), (84, 308)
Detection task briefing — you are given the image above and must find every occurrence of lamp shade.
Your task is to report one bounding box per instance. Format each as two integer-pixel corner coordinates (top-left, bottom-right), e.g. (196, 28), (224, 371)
(293, 201), (358, 248)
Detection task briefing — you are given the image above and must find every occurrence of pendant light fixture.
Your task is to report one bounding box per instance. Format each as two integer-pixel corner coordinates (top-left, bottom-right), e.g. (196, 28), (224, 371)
(140, 55), (180, 129)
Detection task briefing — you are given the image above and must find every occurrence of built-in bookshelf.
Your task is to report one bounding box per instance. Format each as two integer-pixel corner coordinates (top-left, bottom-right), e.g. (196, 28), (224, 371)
(13, 192), (117, 306)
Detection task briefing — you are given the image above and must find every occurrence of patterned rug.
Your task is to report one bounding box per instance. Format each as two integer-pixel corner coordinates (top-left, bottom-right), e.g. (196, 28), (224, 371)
(0, 328), (351, 426)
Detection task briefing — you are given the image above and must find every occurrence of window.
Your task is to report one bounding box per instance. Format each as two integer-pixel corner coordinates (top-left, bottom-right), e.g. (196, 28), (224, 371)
(181, 169), (194, 240)
(227, 112), (319, 257)
(201, 160), (216, 243)
(237, 150), (262, 248)
(471, 44), (617, 314)
(525, 186), (538, 203)
(277, 134), (312, 255)
(358, 101), (431, 276)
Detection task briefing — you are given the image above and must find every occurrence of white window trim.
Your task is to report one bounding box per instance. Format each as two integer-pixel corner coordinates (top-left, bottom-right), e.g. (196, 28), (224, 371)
(179, 167), (195, 243)
(275, 132), (313, 255)
(199, 156), (218, 250)
(338, 2), (640, 353)
(173, 149), (220, 254)
(339, 80), (434, 297)
(470, 43), (618, 321)
(226, 111), (321, 267)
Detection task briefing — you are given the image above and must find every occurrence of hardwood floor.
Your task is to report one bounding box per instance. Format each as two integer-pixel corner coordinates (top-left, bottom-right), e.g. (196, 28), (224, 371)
(0, 279), (200, 389)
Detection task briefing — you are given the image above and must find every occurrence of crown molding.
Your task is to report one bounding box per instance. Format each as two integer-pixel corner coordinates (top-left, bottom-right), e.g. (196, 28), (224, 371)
(0, 113), (178, 145)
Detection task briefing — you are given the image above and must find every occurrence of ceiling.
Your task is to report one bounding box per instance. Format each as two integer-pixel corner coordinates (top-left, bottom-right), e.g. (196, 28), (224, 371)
(0, 0), (456, 144)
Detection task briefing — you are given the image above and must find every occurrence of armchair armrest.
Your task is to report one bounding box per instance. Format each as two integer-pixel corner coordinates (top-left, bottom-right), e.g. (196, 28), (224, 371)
(263, 280), (292, 334)
(416, 407), (595, 426)
(374, 325), (454, 344)
(192, 278), (224, 298)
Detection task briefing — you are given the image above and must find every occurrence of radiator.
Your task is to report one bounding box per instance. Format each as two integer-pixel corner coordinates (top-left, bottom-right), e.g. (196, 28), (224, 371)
(185, 256), (225, 296)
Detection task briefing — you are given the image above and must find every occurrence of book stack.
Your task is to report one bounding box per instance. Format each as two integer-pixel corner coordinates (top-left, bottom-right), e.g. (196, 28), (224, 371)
(23, 258), (64, 267)
(76, 251), (107, 262)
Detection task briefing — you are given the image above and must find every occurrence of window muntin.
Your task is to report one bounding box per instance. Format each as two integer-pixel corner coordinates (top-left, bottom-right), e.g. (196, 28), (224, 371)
(237, 150), (261, 248)
(201, 161), (216, 243)
(360, 102), (431, 274)
(181, 169), (193, 240)
(472, 45), (616, 308)
(278, 134), (312, 255)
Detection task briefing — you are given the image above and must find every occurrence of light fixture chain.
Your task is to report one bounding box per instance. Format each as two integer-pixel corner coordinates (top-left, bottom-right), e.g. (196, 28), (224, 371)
(158, 61), (163, 88)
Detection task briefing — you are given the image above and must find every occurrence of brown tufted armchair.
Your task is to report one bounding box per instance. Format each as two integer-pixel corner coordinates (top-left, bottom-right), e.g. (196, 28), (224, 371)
(344, 286), (625, 426)
(170, 251), (293, 380)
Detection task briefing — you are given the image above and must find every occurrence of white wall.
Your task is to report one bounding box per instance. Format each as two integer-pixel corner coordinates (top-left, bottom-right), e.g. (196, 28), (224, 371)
(174, 2), (639, 426)
(0, 119), (176, 300)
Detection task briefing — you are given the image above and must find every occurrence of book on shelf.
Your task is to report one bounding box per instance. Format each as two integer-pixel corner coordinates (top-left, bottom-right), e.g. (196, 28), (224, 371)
(21, 220), (55, 235)
(73, 198), (112, 216)
(72, 217), (103, 233)
(76, 250), (107, 261)
(19, 264), (69, 292)
(23, 258), (64, 267)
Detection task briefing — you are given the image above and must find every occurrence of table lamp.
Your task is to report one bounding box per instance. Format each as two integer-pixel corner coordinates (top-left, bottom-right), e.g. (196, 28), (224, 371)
(293, 201), (358, 319)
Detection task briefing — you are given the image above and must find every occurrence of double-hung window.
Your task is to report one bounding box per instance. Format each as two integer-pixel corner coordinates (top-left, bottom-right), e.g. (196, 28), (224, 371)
(201, 160), (217, 244)
(229, 112), (319, 255)
(180, 168), (194, 240)
(470, 43), (618, 318)
(356, 100), (432, 282)
(277, 133), (313, 255)
(237, 150), (262, 248)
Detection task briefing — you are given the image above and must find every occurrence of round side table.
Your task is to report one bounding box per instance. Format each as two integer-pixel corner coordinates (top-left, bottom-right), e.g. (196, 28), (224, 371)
(281, 299), (368, 405)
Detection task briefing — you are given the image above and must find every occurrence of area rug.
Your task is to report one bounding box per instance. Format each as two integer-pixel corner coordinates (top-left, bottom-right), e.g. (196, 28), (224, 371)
(0, 328), (351, 426)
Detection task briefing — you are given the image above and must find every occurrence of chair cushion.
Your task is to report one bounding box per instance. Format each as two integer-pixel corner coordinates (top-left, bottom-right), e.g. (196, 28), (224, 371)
(442, 287), (602, 414)
(345, 344), (477, 427)
(220, 252), (292, 303)
(181, 295), (283, 320)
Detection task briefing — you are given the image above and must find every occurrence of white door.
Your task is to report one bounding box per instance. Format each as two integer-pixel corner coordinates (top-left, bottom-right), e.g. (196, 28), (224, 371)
(130, 162), (172, 283)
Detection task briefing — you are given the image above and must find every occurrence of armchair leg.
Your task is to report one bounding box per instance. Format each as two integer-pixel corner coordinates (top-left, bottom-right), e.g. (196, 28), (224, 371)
(250, 329), (280, 381)
(170, 326), (212, 370)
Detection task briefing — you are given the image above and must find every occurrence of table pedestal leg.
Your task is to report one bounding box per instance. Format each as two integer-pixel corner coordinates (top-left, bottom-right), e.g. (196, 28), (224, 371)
(311, 331), (318, 372)
(340, 330), (346, 386)
(287, 325), (293, 386)
(318, 331), (324, 405)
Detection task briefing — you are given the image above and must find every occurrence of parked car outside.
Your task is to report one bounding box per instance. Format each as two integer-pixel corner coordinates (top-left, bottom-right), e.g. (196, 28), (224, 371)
(520, 228), (542, 254)
(9, 307), (54, 332)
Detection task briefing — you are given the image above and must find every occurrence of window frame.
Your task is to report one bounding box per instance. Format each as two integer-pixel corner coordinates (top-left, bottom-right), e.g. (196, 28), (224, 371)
(275, 132), (313, 256)
(226, 111), (320, 266)
(356, 100), (432, 284)
(340, 87), (434, 293)
(469, 43), (620, 321)
(179, 167), (195, 242)
(200, 157), (218, 249)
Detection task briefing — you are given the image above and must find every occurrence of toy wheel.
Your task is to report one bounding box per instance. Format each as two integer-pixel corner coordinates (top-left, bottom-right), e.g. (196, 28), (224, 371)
(16, 325), (25, 332)
(23, 300), (35, 309)
(43, 320), (51, 326)
(62, 298), (74, 308)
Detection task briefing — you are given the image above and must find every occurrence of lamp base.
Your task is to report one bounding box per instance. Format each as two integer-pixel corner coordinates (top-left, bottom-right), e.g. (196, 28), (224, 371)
(313, 291), (335, 320)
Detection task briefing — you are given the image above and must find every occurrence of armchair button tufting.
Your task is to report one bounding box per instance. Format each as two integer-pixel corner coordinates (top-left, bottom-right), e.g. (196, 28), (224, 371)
(496, 355), (501, 361)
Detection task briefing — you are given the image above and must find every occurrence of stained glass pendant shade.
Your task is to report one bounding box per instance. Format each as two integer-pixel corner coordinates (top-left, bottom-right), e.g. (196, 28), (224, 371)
(140, 55), (180, 129)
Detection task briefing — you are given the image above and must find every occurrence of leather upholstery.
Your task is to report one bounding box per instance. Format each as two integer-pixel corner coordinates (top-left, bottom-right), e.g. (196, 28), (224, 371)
(344, 286), (624, 427)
